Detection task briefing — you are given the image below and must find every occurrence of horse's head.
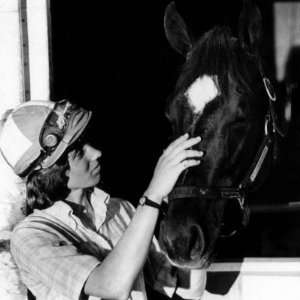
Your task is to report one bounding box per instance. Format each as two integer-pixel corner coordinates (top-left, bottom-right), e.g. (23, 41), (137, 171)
(158, 1), (280, 269)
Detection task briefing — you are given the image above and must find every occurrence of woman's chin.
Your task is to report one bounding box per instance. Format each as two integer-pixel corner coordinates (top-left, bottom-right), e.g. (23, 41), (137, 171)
(68, 177), (101, 190)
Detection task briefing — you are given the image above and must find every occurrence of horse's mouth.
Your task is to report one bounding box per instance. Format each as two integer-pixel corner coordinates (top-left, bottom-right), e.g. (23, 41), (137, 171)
(158, 219), (213, 269)
(161, 248), (212, 269)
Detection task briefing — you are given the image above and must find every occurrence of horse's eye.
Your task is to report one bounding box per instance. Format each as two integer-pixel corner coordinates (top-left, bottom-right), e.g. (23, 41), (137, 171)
(235, 117), (246, 124)
(228, 118), (247, 132)
(227, 121), (247, 155)
(73, 148), (84, 159)
(235, 87), (244, 95)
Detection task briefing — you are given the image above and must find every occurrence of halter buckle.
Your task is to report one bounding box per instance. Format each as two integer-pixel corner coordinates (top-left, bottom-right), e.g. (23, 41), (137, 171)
(263, 77), (276, 102)
(221, 189), (245, 209)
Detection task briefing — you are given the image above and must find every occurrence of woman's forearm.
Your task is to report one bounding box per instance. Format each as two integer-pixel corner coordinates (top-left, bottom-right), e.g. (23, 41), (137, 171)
(84, 204), (159, 299)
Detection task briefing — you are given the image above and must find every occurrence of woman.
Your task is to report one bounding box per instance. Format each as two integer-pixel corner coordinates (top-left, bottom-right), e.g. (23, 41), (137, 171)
(0, 99), (205, 300)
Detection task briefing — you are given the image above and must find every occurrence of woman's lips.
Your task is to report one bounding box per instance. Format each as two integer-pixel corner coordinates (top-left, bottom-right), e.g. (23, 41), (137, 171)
(92, 164), (101, 174)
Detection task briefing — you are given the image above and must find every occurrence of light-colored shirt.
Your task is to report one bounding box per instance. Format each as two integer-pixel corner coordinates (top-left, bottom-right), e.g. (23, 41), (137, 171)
(11, 188), (206, 300)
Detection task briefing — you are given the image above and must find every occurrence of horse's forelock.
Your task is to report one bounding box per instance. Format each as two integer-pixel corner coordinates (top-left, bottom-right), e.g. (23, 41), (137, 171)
(167, 25), (260, 138)
(175, 26), (255, 99)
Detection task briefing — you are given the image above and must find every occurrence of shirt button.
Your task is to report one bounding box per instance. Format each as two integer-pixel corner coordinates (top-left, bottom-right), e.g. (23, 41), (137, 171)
(53, 240), (67, 246)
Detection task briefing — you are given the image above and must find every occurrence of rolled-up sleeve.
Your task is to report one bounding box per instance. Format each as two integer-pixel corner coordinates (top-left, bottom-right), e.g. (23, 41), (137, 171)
(11, 227), (100, 300)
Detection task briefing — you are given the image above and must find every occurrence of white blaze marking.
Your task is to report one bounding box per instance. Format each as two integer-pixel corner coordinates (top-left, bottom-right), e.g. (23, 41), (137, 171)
(185, 75), (220, 114)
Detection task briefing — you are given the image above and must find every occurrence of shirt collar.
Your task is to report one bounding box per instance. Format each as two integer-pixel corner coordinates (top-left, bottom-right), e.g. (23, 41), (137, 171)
(90, 188), (109, 230)
(34, 188), (110, 231)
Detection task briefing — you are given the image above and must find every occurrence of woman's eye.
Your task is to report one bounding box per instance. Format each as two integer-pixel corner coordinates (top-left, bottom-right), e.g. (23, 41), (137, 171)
(74, 149), (84, 159)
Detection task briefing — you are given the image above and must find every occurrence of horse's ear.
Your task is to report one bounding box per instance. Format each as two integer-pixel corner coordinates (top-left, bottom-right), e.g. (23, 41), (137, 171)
(164, 2), (192, 58)
(238, 0), (263, 55)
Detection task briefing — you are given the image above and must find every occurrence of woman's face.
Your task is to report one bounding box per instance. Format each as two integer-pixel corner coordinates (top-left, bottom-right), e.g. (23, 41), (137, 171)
(67, 144), (102, 189)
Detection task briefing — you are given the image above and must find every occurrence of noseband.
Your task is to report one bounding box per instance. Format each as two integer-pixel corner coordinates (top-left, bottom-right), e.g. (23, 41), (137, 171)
(169, 74), (283, 236)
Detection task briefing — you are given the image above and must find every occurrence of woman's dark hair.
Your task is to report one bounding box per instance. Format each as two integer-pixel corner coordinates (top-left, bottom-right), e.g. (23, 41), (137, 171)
(24, 154), (70, 215)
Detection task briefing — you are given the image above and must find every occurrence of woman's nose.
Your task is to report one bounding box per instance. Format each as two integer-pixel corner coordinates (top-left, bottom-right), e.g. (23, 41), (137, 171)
(83, 144), (102, 160)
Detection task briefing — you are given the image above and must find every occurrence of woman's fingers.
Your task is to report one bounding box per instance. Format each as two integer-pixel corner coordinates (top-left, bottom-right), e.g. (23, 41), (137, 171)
(171, 149), (204, 165)
(175, 136), (201, 152)
(179, 159), (201, 171)
(167, 136), (202, 159)
(163, 134), (201, 157)
(163, 133), (189, 156)
(144, 135), (204, 202)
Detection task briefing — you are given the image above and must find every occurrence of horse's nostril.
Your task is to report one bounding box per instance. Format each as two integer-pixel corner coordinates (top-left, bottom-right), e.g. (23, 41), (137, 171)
(189, 227), (198, 250)
(162, 236), (176, 259)
(189, 225), (205, 259)
(159, 220), (205, 263)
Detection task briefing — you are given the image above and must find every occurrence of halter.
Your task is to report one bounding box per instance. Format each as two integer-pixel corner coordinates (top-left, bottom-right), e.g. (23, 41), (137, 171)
(168, 74), (282, 236)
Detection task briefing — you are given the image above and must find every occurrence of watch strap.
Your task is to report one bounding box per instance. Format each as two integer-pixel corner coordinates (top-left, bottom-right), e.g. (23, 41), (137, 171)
(140, 196), (161, 210)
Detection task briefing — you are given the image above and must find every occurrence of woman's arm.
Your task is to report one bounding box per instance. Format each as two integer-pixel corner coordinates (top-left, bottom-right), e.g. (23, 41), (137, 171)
(84, 134), (202, 300)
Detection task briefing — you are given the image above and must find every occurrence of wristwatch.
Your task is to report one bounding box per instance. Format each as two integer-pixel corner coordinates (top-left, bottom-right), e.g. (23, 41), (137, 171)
(139, 196), (161, 210)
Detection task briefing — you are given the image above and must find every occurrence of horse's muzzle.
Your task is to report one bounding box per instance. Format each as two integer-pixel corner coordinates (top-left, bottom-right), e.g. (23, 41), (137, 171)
(158, 220), (207, 269)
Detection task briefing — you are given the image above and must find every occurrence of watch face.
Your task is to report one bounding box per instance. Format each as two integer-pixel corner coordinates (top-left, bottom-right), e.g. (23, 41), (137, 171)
(139, 197), (146, 205)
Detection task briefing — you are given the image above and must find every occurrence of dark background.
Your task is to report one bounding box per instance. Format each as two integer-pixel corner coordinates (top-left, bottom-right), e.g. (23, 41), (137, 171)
(49, 0), (300, 257)
(50, 1), (177, 201)
(49, 0), (278, 200)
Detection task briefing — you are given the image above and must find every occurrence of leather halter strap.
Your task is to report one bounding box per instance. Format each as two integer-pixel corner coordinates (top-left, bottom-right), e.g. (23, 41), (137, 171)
(238, 75), (283, 190)
(169, 186), (245, 208)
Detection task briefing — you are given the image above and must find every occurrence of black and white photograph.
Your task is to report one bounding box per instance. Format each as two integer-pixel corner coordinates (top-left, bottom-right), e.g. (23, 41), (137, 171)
(0, 0), (300, 299)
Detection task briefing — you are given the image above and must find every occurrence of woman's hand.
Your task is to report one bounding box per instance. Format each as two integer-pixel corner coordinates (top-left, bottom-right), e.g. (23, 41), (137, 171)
(144, 134), (203, 203)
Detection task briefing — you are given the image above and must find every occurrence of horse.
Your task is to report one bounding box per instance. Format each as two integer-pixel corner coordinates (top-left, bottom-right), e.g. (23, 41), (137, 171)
(158, 0), (285, 270)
